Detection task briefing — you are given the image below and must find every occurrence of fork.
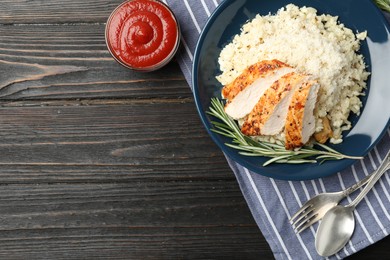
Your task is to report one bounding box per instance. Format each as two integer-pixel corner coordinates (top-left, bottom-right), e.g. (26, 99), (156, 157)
(290, 173), (374, 234)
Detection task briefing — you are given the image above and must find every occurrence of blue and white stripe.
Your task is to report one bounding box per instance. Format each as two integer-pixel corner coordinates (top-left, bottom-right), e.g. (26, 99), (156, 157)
(166, 1), (390, 259)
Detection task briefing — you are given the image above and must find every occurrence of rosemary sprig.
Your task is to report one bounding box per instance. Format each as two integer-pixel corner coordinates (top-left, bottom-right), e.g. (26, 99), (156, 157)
(375, 0), (390, 13)
(206, 98), (363, 166)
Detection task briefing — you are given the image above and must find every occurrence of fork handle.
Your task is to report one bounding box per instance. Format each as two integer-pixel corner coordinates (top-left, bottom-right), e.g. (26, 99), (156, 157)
(349, 149), (390, 208)
(341, 170), (373, 197)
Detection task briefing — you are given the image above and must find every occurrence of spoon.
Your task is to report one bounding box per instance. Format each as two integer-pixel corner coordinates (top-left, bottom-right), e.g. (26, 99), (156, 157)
(315, 149), (390, 257)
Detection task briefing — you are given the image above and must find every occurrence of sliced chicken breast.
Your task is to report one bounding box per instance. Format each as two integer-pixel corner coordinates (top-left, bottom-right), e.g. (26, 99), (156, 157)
(223, 60), (294, 119)
(222, 59), (291, 100)
(284, 79), (320, 150)
(241, 72), (307, 136)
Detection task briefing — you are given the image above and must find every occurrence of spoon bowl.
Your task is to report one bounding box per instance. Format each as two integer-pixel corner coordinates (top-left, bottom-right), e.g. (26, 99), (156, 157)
(315, 205), (355, 256)
(315, 150), (390, 257)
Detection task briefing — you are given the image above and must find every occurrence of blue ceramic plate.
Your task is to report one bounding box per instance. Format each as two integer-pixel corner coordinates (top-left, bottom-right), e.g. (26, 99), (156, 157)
(192, 0), (390, 180)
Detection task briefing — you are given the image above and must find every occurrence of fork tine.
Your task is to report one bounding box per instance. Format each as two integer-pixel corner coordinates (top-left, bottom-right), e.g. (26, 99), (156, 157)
(294, 212), (321, 234)
(289, 203), (312, 223)
(293, 210), (317, 231)
(291, 207), (315, 227)
(295, 216), (320, 234)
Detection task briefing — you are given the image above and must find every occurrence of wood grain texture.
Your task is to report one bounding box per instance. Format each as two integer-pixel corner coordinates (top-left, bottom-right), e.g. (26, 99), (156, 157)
(0, 0), (124, 24)
(0, 98), (271, 259)
(0, 24), (189, 100)
(0, 178), (264, 259)
(0, 100), (222, 169)
(0, 2), (270, 257)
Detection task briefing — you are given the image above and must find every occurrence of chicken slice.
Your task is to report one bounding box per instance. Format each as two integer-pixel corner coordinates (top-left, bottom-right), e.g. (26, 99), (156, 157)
(284, 79), (320, 150)
(241, 72), (307, 136)
(224, 60), (294, 119)
(222, 59), (291, 100)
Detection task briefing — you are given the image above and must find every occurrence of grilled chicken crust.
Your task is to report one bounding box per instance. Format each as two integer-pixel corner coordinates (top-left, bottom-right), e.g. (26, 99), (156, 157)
(241, 72), (306, 136)
(284, 80), (319, 150)
(221, 59), (291, 101)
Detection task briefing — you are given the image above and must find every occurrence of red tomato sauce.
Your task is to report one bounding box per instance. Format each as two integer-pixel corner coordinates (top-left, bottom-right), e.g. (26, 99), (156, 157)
(105, 0), (180, 71)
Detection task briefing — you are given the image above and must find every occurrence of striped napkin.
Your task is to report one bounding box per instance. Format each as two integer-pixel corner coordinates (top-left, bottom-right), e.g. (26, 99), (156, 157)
(163, 0), (390, 259)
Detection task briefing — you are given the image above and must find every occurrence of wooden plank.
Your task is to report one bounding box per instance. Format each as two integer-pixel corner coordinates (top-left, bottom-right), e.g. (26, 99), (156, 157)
(0, 99), (216, 166)
(0, 181), (254, 227)
(0, 227), (267, 259)
(0, 0), (124, 24)
(0, 177), (267, 258)
(0, 99), (271, 259)
(0, 163), (234, 184)
(0, 24), (190, 100)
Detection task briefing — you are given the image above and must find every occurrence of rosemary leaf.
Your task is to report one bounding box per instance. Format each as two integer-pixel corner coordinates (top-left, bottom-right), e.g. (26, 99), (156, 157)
(243, 135), (264, 146)
(210, 129), (235, 139)
(316, 155), (343, 160)
(239, 152), (270, 157)
(275, 159), (317, 164)
(291, 159), (317, 164)
(374, 0), (390, 13)
(315, 142), (341, 154)
(207, 97), (363, 166)
(263, 155), (294, 166)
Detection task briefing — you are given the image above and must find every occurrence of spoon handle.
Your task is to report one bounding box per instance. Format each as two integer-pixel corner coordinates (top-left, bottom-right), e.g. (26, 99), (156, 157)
(349, 149), (390, 208)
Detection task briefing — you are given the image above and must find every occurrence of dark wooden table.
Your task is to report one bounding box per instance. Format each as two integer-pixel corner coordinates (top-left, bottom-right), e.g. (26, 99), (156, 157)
(0, 1), (388, 259)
